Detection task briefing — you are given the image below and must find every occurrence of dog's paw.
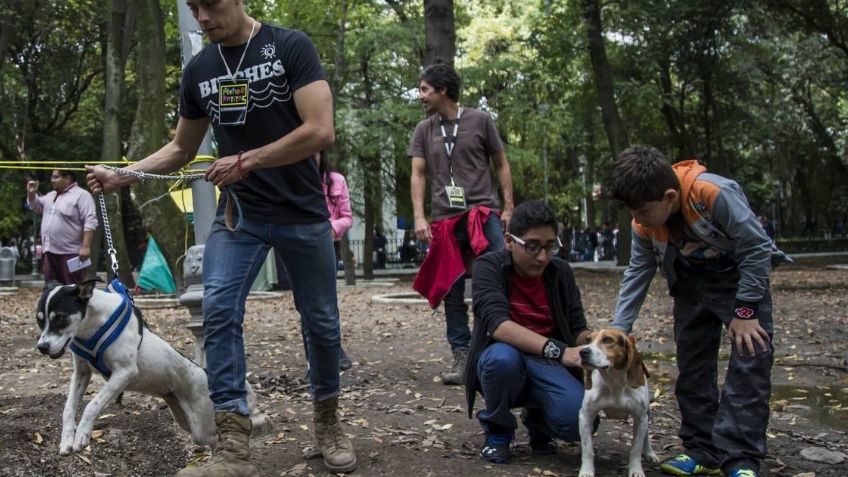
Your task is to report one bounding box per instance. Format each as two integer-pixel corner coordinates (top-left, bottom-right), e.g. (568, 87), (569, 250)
(645, 450), (659, 463)
(578, 467), (595, 477)
(58, 443), (73, 456)
(72, 433), (90, 452)
(628, 467), (646, 477)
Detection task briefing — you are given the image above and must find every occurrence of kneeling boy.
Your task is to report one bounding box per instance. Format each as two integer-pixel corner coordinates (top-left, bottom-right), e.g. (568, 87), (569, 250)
(465, 200), (592, 463)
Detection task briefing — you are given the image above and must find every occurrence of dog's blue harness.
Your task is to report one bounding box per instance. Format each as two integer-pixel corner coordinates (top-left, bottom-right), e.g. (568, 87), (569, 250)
(69, 279), (135, 379)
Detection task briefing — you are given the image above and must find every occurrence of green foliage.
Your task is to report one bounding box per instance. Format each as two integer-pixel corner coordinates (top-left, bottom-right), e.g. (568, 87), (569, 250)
(2, 0), (847, 246)
(0, 170), (28, 241)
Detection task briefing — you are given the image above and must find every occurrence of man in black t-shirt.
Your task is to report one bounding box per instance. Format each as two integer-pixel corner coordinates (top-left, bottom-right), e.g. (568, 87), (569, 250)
(86, 1), (356, 475)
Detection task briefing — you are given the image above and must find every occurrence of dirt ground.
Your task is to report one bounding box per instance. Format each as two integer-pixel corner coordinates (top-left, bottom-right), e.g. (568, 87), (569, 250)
(1, 264), (846, 477)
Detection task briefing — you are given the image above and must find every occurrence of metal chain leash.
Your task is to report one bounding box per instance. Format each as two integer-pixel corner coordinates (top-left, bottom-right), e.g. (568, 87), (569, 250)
(97, 166), (207, 273)
(98, 193), (120, 274)
(101, 165), (206, 182)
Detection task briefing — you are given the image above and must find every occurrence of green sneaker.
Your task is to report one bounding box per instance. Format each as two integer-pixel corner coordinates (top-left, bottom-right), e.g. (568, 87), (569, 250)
(660, 454), (722, 476)
(727, 469), (759, 477)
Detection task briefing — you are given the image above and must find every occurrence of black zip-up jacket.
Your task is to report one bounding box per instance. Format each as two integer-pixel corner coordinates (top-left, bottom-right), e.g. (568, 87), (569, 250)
(465, 249), (588, 418)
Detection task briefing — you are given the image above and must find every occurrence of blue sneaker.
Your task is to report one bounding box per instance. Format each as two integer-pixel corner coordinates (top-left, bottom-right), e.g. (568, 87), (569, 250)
(481, 433), (512, 464)
(660, 454), (722, 475)
(727, 469), (759, 477)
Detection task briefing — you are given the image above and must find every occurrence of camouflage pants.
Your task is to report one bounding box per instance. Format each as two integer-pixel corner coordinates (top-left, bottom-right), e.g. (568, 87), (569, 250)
(671, 268), (774, 475)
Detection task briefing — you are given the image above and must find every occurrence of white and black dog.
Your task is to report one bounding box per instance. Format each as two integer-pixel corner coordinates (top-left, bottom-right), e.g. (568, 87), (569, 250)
(36, 278), (267, 455)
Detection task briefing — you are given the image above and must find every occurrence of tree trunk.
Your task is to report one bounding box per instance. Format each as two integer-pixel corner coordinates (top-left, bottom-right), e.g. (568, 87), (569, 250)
(329, 0), (356, 285)
(423, 0), (455, 66)
(658, 57), (695, 160)
(126, 0), (187, 289)
(100, 0), (134, 286)
(578, 0), (631, 265)
(359, 55), (380, 280)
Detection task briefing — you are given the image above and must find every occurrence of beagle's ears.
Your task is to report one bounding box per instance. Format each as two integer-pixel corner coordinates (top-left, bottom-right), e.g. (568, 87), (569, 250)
(584, 370), (594, 391)
(626, 337), (647, 389)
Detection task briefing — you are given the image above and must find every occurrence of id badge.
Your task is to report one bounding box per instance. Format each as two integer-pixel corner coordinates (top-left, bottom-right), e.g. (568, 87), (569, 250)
(218, 79), (250, 126)
(445, 185), (467, 210)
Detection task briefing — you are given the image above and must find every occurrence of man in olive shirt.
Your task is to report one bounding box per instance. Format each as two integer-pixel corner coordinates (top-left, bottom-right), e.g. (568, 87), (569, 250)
(409, 63), (514, 385)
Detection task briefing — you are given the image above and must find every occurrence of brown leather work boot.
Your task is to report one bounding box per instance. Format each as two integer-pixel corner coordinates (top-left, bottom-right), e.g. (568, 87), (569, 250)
(176, 412), (258, 477)
(440, 348), (469, 385)
(312, 397), (357, 473)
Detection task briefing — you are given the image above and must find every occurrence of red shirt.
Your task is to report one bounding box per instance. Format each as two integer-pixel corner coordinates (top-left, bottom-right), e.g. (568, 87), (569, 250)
(509, 271), (556, 337)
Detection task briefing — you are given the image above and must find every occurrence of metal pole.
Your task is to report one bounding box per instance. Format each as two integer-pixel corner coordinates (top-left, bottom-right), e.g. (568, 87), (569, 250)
(176, 1), (216, 366)
(177, 1), (216, 245)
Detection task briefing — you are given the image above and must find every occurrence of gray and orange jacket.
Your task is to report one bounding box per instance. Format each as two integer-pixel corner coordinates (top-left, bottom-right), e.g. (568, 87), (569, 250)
(612, 160), (790, 333)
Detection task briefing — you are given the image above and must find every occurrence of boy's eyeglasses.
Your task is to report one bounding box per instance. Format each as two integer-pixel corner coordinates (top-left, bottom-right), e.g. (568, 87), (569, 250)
(509, 234), (562, 256)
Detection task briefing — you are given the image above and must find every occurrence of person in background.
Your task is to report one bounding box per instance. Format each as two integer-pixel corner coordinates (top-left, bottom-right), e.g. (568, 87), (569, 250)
(26, 169), (97, 284)
(758, 215), (775, 241)
(409, 63), (514, 385)
(374, 228), (388, 269)
(600, 222), (614, 260)
(301, 153), (353, 374)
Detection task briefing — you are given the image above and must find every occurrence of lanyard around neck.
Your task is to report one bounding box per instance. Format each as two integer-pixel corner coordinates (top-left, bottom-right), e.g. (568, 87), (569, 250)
(439, 106), (463, 186)
(217, 19), (257, 83)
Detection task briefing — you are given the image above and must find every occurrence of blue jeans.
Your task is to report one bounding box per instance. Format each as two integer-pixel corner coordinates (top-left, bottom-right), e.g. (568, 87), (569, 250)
(443, 212), (505, 351)
(476, 342), (584, 441)
(203, 218), (341, 414)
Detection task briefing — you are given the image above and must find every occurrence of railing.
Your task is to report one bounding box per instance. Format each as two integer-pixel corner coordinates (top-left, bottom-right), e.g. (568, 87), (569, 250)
(347, 237), (426, 269)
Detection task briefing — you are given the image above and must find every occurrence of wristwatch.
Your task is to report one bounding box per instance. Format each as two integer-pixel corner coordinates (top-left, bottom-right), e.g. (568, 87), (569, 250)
(542, 339), (565, 360)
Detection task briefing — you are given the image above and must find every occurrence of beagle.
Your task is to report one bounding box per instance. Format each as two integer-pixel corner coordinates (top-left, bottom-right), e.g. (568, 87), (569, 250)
(578, 329), (658, 477)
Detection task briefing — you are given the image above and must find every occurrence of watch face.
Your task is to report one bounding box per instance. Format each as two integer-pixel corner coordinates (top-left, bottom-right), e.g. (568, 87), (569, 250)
(735, 306), (755, 319)
(543, 341), (560, 359)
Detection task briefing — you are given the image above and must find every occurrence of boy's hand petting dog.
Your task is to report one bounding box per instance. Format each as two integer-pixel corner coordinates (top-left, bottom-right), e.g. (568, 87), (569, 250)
(728, 318), (770, 357)
(561, 345), (583, 368)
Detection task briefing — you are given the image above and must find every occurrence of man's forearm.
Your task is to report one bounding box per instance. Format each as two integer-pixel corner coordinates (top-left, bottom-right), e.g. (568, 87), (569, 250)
(494, 157), (514, 210)
(411, 173), (427, 219)
(81, 230), (94, 249)
(27, 193), (42, 212)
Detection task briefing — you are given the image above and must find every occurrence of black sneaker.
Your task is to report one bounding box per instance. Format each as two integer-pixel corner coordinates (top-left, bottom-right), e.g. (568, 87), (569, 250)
(520, 408), (556, 455)
(529, 432), (557, 455)
(481, 433), (512, 464)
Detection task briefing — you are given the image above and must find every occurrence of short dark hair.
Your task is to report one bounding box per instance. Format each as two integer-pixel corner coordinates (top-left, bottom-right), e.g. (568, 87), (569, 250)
(606, 146), (678, 208)
(54, 169), (76, 182)
(420, 63), (461, 102)
(508, 200), (558, 237)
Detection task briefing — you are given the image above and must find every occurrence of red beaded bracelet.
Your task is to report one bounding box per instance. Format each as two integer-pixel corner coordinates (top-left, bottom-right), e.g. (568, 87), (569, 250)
(236, 151), (248, 179)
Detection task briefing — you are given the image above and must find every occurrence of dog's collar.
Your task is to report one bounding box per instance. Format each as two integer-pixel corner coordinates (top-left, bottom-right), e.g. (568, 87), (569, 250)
(69, 279), (134, 379)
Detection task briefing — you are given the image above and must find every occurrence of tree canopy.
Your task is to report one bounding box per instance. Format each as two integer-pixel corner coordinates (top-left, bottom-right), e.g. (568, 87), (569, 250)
(1, 0), (845, 267)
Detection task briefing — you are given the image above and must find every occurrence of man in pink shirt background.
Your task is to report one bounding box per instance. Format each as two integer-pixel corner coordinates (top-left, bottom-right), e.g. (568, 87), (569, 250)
(26, 169), (98, 284)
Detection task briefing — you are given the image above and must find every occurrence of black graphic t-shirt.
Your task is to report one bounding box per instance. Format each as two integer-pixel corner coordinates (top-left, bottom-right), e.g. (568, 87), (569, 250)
(180, 24), (329, 224)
